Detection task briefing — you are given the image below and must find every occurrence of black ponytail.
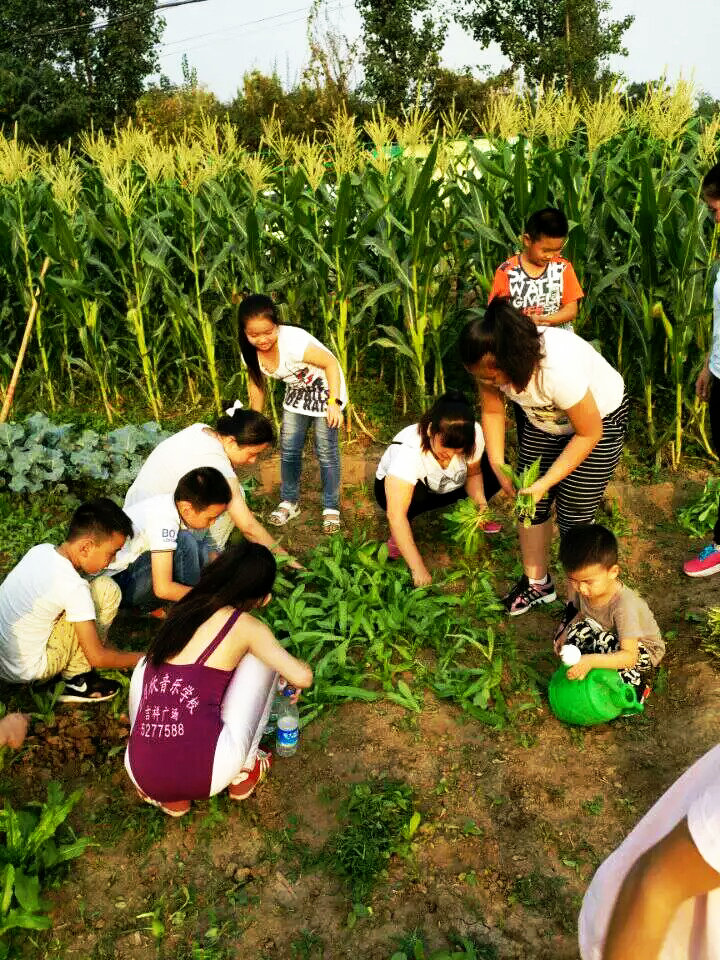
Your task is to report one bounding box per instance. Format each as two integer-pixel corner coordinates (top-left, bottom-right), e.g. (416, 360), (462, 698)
(215, 408), (275, 447)
(147, 542), (277, 666)
(458, 298), (543, 392)
(417, 390), (476, 457)
(237, 294), (279, 390)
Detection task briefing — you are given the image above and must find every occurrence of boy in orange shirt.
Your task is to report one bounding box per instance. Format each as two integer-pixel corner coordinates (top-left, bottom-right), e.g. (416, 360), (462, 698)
(489, 207), (584, 330)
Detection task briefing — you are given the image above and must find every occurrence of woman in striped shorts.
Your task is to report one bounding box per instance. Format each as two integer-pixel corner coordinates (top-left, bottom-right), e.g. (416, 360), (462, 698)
(459, 297), (628, 617)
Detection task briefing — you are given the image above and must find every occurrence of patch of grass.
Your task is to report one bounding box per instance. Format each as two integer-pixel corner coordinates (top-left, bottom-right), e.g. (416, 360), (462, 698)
(509, 871), (577, 933)
(582, 795), (604, 816)
(291, 929), (325, 959)
(326, 778), (420, 903)
(388, 932), (498, 960)
(0, 491), (67, 575)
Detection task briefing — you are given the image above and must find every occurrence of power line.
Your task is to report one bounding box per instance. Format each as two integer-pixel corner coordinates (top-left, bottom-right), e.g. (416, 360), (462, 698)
(30, 0), (212, 40)
(158, 4), (328, 50)
(157, 2), (348, 54)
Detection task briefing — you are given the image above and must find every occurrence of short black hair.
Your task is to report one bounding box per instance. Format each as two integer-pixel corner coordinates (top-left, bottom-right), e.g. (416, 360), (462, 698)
(559, 524), (618, 573)
(174, 467), (231, 510)
(702, 163), (720, 201)
(525, 207), (569, 242)
(417, 390), (476, 458)
(67, 498), (133, 542)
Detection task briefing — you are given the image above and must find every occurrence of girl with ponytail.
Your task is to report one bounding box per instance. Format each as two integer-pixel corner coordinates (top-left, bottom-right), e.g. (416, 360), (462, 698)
(125, 542), (312, 817)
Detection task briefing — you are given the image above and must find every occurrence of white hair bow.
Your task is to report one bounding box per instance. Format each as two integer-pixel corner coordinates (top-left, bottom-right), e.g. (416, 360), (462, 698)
(225, 399), (244, 416)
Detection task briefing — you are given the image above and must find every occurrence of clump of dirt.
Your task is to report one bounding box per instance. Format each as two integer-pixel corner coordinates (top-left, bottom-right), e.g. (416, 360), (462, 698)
(21, 710), (129, 774)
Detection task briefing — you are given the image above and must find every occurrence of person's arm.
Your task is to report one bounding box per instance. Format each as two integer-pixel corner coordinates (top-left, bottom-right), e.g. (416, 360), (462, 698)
(226, 481), (301, 567)
(150, 551), (192, 603)
(0, 713), (28, 748)
(465, 459), (488, 507)
(384, 475), (432, 587)
(478, 385), (515, 497)
(74, 620), (143, 670)
(248, 379), (265, 413)
(243, 617), (313, 690)
(566, 635), (638, 680)
(697, 353), (712, 401)
(520, 389), (602, 503)
(303, 343), (343, 428)
(538, 300), (578, 327)
(603, 817), (720, 960)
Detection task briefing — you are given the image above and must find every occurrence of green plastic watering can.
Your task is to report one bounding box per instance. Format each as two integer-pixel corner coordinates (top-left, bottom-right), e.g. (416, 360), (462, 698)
(548, 665), (644, 726)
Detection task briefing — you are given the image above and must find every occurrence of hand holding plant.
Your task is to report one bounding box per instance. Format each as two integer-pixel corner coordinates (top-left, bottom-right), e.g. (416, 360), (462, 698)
(500, 458), (545, 527)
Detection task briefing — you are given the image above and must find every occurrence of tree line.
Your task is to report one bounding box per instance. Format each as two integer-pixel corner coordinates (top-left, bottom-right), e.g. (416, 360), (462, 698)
(0, 0), (717, 146)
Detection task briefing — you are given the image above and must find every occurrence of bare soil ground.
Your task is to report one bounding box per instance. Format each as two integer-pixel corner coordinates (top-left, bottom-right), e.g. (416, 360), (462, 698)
(5, 449), (720, 960)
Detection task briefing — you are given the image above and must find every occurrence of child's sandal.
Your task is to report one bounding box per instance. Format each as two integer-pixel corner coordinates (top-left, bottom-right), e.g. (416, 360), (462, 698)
(269, 501), (300, 526)
(322, 509), (341, 533)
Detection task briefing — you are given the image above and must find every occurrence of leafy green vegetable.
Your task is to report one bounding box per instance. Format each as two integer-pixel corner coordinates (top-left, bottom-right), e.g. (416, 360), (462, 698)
(678, 478), (720, 537)
(0, 782), (92, 943)
(443, 499), (493, 556)
(500, 458), (543, 528)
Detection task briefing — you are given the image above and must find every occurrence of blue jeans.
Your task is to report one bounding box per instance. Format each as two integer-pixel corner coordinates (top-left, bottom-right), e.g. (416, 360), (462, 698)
(280, 410), (340, 510)
(112, 530), (213, 607)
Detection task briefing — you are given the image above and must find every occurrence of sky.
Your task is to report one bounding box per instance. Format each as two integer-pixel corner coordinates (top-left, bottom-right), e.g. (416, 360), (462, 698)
(152, 0), (720, 102)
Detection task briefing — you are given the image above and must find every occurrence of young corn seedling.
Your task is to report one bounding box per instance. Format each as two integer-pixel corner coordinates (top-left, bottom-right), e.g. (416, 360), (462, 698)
(443, 499), (493, 556)
(500, 458), (543, 528)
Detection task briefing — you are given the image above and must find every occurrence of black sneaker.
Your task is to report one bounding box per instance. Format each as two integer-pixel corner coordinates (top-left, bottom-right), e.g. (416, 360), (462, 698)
(503, 575), (557, 616)
(59, 671), (120, 704)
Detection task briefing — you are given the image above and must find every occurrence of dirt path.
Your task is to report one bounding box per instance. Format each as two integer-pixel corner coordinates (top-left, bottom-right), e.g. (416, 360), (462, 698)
(8, 455), (720, 960)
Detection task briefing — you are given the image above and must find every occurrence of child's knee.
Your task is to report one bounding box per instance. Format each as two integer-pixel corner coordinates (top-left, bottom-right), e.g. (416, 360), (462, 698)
(90, 575), (122, 618)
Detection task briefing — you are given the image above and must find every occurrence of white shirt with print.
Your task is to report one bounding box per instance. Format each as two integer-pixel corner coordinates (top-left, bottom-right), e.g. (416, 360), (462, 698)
(0, 544), (96, 682)
(260, 325), (348, 418)
(501, 328), (625, 436)
(376, 423), (485, 494)
(108, 495), (182, 574)
(579, 743), (720, 959)
(708, 268), (720, 379)
(124, 424), (240, 509)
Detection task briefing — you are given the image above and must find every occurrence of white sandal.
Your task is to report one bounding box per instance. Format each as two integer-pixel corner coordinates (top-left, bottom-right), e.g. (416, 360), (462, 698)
(269, 501), (301, 526)
(322, 509), (341, 533)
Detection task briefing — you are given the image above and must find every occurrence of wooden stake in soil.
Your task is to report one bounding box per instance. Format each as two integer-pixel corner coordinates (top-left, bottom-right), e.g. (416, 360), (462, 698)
(0, 257), (51, 424)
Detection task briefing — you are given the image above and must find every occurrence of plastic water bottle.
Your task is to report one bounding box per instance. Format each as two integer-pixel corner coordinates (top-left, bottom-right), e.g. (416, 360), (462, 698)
(275, 687), (299, 757)
(264, 678), (287, 737)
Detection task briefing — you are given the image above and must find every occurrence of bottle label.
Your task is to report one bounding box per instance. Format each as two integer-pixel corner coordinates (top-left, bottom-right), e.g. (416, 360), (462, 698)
(276, 726), (299, 747)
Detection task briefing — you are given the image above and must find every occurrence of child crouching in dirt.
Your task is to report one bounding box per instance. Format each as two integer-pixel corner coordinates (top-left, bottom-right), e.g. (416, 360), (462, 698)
(553, 525), (665, 700)
(124, 542), (312, 817)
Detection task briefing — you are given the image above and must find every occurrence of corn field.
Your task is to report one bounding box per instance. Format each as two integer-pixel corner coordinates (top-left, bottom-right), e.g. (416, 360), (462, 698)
(1, 84), (718, 464)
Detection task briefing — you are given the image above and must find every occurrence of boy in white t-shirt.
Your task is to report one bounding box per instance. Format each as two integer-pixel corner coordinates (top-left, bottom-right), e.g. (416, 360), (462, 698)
(0, 499), (144, 703)
(108, 467), (231, 609)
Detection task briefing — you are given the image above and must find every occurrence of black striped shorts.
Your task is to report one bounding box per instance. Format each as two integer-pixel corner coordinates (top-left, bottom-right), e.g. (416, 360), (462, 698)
(518, 395), (629, 533)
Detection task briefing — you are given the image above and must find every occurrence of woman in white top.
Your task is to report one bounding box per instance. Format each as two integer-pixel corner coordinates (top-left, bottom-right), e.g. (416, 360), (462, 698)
(124, 405), (293, 563)
(579, 742), (720, 959)
(238, 294), (346, 533)
(375, 391), (501, 587)
(460, 297), (627, 617)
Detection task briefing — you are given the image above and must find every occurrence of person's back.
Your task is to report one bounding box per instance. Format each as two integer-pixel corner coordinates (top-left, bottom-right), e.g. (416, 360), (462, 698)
(124, 542), (312, 817)
(124, 424), (234, 509)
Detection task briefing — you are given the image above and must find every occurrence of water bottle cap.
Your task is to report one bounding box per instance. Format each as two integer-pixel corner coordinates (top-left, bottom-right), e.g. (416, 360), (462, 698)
(560, 644), (582, 666)
(282, 686), (296, 697)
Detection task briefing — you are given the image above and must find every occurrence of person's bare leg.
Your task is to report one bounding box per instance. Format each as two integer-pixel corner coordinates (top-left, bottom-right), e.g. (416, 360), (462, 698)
(518, 520), (553, 581)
